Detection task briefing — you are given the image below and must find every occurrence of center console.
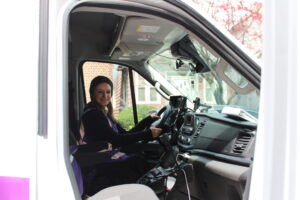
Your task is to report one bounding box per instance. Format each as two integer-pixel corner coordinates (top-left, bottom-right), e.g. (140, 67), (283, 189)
(136, 95), (193, 198)
(137, 147), (193, 197)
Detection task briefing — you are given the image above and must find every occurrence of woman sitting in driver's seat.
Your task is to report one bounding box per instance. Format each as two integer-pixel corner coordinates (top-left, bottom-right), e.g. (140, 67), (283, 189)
(81, 75), (162, 195)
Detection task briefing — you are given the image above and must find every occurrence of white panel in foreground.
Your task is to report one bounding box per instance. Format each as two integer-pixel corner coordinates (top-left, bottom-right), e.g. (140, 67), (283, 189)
(88, 184), (159, 200)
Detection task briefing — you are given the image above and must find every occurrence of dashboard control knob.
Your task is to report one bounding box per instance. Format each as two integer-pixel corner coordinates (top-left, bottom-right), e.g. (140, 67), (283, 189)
(186, 138), (191, 144)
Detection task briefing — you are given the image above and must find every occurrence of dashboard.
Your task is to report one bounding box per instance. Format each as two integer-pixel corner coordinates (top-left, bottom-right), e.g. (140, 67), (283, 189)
(139, 105), (257, 199)
(177, 111), (257, 165)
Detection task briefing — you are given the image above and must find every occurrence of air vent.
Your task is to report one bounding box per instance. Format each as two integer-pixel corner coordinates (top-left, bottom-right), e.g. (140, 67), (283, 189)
(232, 133), (251, 154)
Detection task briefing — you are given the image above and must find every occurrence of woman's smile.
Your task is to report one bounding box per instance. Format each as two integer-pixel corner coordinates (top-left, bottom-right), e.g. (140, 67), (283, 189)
(94, 83), (112, 107)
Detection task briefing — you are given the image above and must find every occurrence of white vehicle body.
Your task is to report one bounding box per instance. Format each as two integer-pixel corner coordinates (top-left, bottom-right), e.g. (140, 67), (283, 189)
(0, 0), (298, 200)
(249, 0), (300, 200)
(0, 0), (74, 199)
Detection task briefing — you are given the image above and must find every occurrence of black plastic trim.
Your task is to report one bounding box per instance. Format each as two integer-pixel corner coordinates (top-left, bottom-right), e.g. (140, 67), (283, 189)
(189, 149), (252, 167)
(129, 69), (138, 125)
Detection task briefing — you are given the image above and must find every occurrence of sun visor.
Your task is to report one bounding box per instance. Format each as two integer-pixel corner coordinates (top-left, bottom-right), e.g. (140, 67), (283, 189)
(112, 17), (185, 61)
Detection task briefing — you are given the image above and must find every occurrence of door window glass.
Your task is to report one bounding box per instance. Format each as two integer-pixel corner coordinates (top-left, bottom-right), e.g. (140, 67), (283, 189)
(83, 62), (132, 122)
(82, 62), (167, 130)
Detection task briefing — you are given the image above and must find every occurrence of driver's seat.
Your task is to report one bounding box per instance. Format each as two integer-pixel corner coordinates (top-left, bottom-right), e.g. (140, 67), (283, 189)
(87, 184), (158, 200)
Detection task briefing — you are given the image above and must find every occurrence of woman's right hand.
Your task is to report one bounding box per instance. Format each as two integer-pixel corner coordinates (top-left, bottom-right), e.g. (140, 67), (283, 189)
(150, 127), (162, 138)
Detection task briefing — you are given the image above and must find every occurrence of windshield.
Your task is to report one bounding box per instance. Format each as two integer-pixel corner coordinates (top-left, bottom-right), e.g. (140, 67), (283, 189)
(148, 36), (259, 117)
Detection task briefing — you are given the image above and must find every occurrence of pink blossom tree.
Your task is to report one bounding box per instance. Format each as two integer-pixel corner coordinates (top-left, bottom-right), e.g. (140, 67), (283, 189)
(193, 0), (262, 58)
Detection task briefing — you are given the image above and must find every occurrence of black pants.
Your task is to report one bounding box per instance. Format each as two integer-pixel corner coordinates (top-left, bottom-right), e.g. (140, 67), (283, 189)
(84, 155), (153, 196)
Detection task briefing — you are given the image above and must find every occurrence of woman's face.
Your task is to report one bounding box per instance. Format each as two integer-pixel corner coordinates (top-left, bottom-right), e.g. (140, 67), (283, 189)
(94, 83), (112, 107)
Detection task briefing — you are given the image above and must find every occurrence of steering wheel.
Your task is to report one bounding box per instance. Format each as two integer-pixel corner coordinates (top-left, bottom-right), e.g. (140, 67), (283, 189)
(158, 105), (172, 127)
(149, 104), (173, 130)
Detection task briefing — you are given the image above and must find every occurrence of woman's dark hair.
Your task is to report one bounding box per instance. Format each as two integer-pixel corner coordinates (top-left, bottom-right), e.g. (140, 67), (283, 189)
(89, 76), (116, 122)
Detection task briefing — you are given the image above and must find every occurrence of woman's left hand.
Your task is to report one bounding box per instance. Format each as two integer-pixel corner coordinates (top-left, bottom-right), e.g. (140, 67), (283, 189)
(150, 113), (160, 120)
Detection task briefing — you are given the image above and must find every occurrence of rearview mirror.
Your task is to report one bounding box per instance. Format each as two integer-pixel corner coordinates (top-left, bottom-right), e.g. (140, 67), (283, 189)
(171, 35), (210, 73)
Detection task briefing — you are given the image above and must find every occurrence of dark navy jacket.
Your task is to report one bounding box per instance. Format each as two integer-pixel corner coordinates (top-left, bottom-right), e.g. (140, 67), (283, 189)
(81, 103), (154, 147)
